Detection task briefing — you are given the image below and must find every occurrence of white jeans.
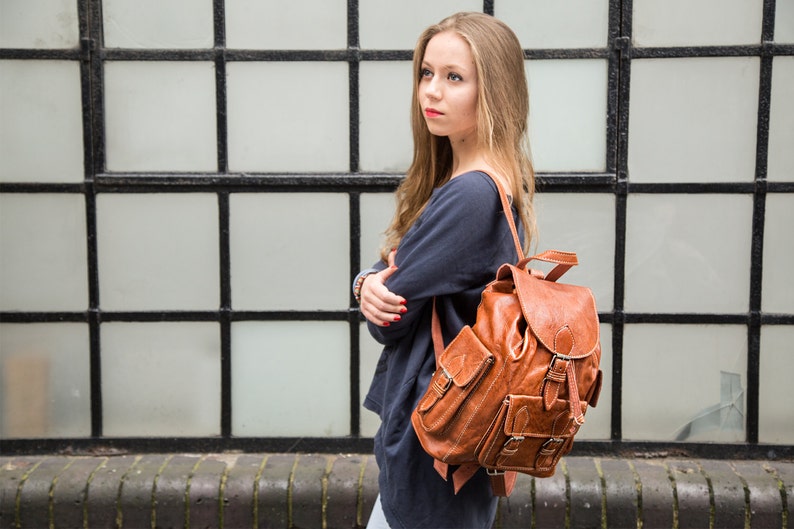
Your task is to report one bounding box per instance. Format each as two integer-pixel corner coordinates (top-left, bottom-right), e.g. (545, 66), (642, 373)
(367, 494), (392, 529)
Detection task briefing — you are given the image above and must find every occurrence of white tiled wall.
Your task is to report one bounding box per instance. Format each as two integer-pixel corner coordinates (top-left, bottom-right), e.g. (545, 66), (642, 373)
(0, 61), (84, 183)
(103, 0), (214, 49)
(232, 321), (350, 436)
(628, 58), (760, 184)
(0, 0), (792, 446)
(104, 61), (218, 172)
(0, 194), (88, 311)
(101, 322), (221, 436)
(632, 0), (763, 47)
(230, 193), (350, 310)
(623, 324), (748, 442)
(226, 62), (350, 172)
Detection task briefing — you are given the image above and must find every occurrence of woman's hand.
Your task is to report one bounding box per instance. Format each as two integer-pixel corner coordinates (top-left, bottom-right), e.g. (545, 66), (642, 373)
(359, 250), (407, 327)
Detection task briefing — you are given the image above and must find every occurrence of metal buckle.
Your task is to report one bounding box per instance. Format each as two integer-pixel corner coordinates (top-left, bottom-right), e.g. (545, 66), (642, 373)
(542, 437), (564, 448)
(502, 435), (525, 452)
(440, 366), (453, 390)
(433, 366), (453, 394)
(487, 468), (505, 476)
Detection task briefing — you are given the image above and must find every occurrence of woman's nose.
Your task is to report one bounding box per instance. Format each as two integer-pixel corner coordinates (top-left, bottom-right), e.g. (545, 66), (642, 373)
(424, 78), (441, 100)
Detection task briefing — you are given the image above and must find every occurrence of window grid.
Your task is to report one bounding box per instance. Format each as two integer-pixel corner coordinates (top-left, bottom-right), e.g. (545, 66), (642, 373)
(0, 0), (792, 458)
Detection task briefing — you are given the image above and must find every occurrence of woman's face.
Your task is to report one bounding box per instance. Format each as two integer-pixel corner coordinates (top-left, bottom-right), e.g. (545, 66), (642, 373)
(418, 31), (479, 144)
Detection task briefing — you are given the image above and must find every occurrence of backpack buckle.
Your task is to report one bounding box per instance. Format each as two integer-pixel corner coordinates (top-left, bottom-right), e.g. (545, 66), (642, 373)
(433, 367), (454, 396)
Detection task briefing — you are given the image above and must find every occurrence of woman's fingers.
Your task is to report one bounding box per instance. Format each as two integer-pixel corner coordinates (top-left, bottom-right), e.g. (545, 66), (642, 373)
(360, 267), (407, 326)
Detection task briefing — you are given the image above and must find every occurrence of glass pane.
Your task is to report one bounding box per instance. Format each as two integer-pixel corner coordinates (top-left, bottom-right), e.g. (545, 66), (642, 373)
(0, 323), (90, 439)
(0, 0), (79, 49)
(762, 194), (794, 314)
(623, 324), (747, 442)
(628, 58), (759, 183)
(103, 0), (213, 49)
(232, 322), (349, 436)
(359, 0), (482, 50)
(625, 194), (752, 313)
(777, 0), (794, 43)
(496, 0), (609, 49)
(0, 194), (87, 311)
(96, 193), (219, 311)
(230, 193), (348, 310)
(759, 326), (794, 444)
(633, 0), (763, 46)
(528, 59), (608, 172)
(226, 62), (349, 172)
(359, 61), (413, 172)
(534, 193), (615, 311)
(104, 61), (217, 172)
(226, 0), (347, 50)
(768, 57), (794, 182)
(101, 322), (221, 436)
(0, 61), (84, 183)
(360, 192), (396, 267)
(359, 323), (383, 437)
(575, 324), (611, 440)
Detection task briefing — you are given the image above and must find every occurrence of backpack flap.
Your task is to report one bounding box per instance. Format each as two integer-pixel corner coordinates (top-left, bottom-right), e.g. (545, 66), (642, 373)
(501, 263), (600, 360)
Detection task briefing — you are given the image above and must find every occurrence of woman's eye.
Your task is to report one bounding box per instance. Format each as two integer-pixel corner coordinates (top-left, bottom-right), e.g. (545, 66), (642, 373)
(448, 72), (463, 82)
(421, 68), (433, 78)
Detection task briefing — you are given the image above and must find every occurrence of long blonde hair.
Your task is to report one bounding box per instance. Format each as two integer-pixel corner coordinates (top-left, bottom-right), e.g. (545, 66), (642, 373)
(381, 12), (536, 260)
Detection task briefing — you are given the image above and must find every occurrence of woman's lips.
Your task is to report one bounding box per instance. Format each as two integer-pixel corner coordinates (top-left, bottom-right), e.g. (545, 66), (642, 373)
(425, 108), (443, 118)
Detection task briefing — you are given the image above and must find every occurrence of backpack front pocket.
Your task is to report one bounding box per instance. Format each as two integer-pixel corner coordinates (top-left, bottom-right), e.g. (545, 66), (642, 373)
(475, 394), (585, 477)
(413, 325), (494, 435)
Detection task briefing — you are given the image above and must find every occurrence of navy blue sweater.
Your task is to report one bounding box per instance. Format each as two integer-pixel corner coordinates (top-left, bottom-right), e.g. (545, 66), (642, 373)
(361, 171), (524, 528)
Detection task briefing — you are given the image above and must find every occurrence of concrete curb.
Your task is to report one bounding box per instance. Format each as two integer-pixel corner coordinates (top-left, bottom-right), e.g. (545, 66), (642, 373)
(0, 454), (790, 528)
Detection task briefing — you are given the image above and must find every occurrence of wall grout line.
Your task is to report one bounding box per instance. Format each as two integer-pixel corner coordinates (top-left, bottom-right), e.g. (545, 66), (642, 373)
(251, 454), (269, 528)
(321, 455), (334, 529)
(562, 459), (571, 529)
(727, 461), (752, 529)
(626, 460), (643, 529)
(762, 462), (788, 528)
(48, 458), (77, 529)
(355, 456), (368, 527)
(665, 462), (679, 529)
(696, 461), (715, 529)
(14, 459), (44, 529)
(217, 458), (230, 528)
(594, 458), (608, 529)
(82, 457), (109, 529)
(116, 455), (143, 529)
(287, 455), (300, 528)
(150, 455), (173, 529)
(184, 456), (204, 529)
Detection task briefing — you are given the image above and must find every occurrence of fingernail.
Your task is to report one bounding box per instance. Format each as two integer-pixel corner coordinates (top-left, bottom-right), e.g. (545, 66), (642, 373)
(382, 322), (390, 327)
(390, 266), (398, 270)
(393, 315), (401, 322)
(399, 300), (407, 305)
(400, 308), (407, 314)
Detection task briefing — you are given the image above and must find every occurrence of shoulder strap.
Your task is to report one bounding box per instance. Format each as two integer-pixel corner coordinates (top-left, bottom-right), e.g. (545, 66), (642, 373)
(430, 172), (523, 367)
(488, 173), (525, 262)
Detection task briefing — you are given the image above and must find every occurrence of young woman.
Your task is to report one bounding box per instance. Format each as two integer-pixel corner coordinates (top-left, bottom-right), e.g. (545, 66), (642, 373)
(354, 12), (536, 528)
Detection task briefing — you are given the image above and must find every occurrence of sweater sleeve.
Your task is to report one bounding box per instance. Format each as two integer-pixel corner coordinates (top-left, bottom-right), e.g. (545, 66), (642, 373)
(367, 171), (516, 344)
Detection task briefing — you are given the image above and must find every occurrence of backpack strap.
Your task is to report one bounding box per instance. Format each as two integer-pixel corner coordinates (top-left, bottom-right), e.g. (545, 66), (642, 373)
(489, 470), (518, 497)
(488, 174), (525, 262)
(430, 171), (523, 367)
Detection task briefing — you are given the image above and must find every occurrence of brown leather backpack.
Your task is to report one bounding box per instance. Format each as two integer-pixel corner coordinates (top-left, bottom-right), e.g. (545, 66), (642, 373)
(410, 175), (603, 497)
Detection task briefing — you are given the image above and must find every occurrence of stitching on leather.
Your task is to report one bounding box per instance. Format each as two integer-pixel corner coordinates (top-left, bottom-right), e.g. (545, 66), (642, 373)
(443, 360), (507, 462)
